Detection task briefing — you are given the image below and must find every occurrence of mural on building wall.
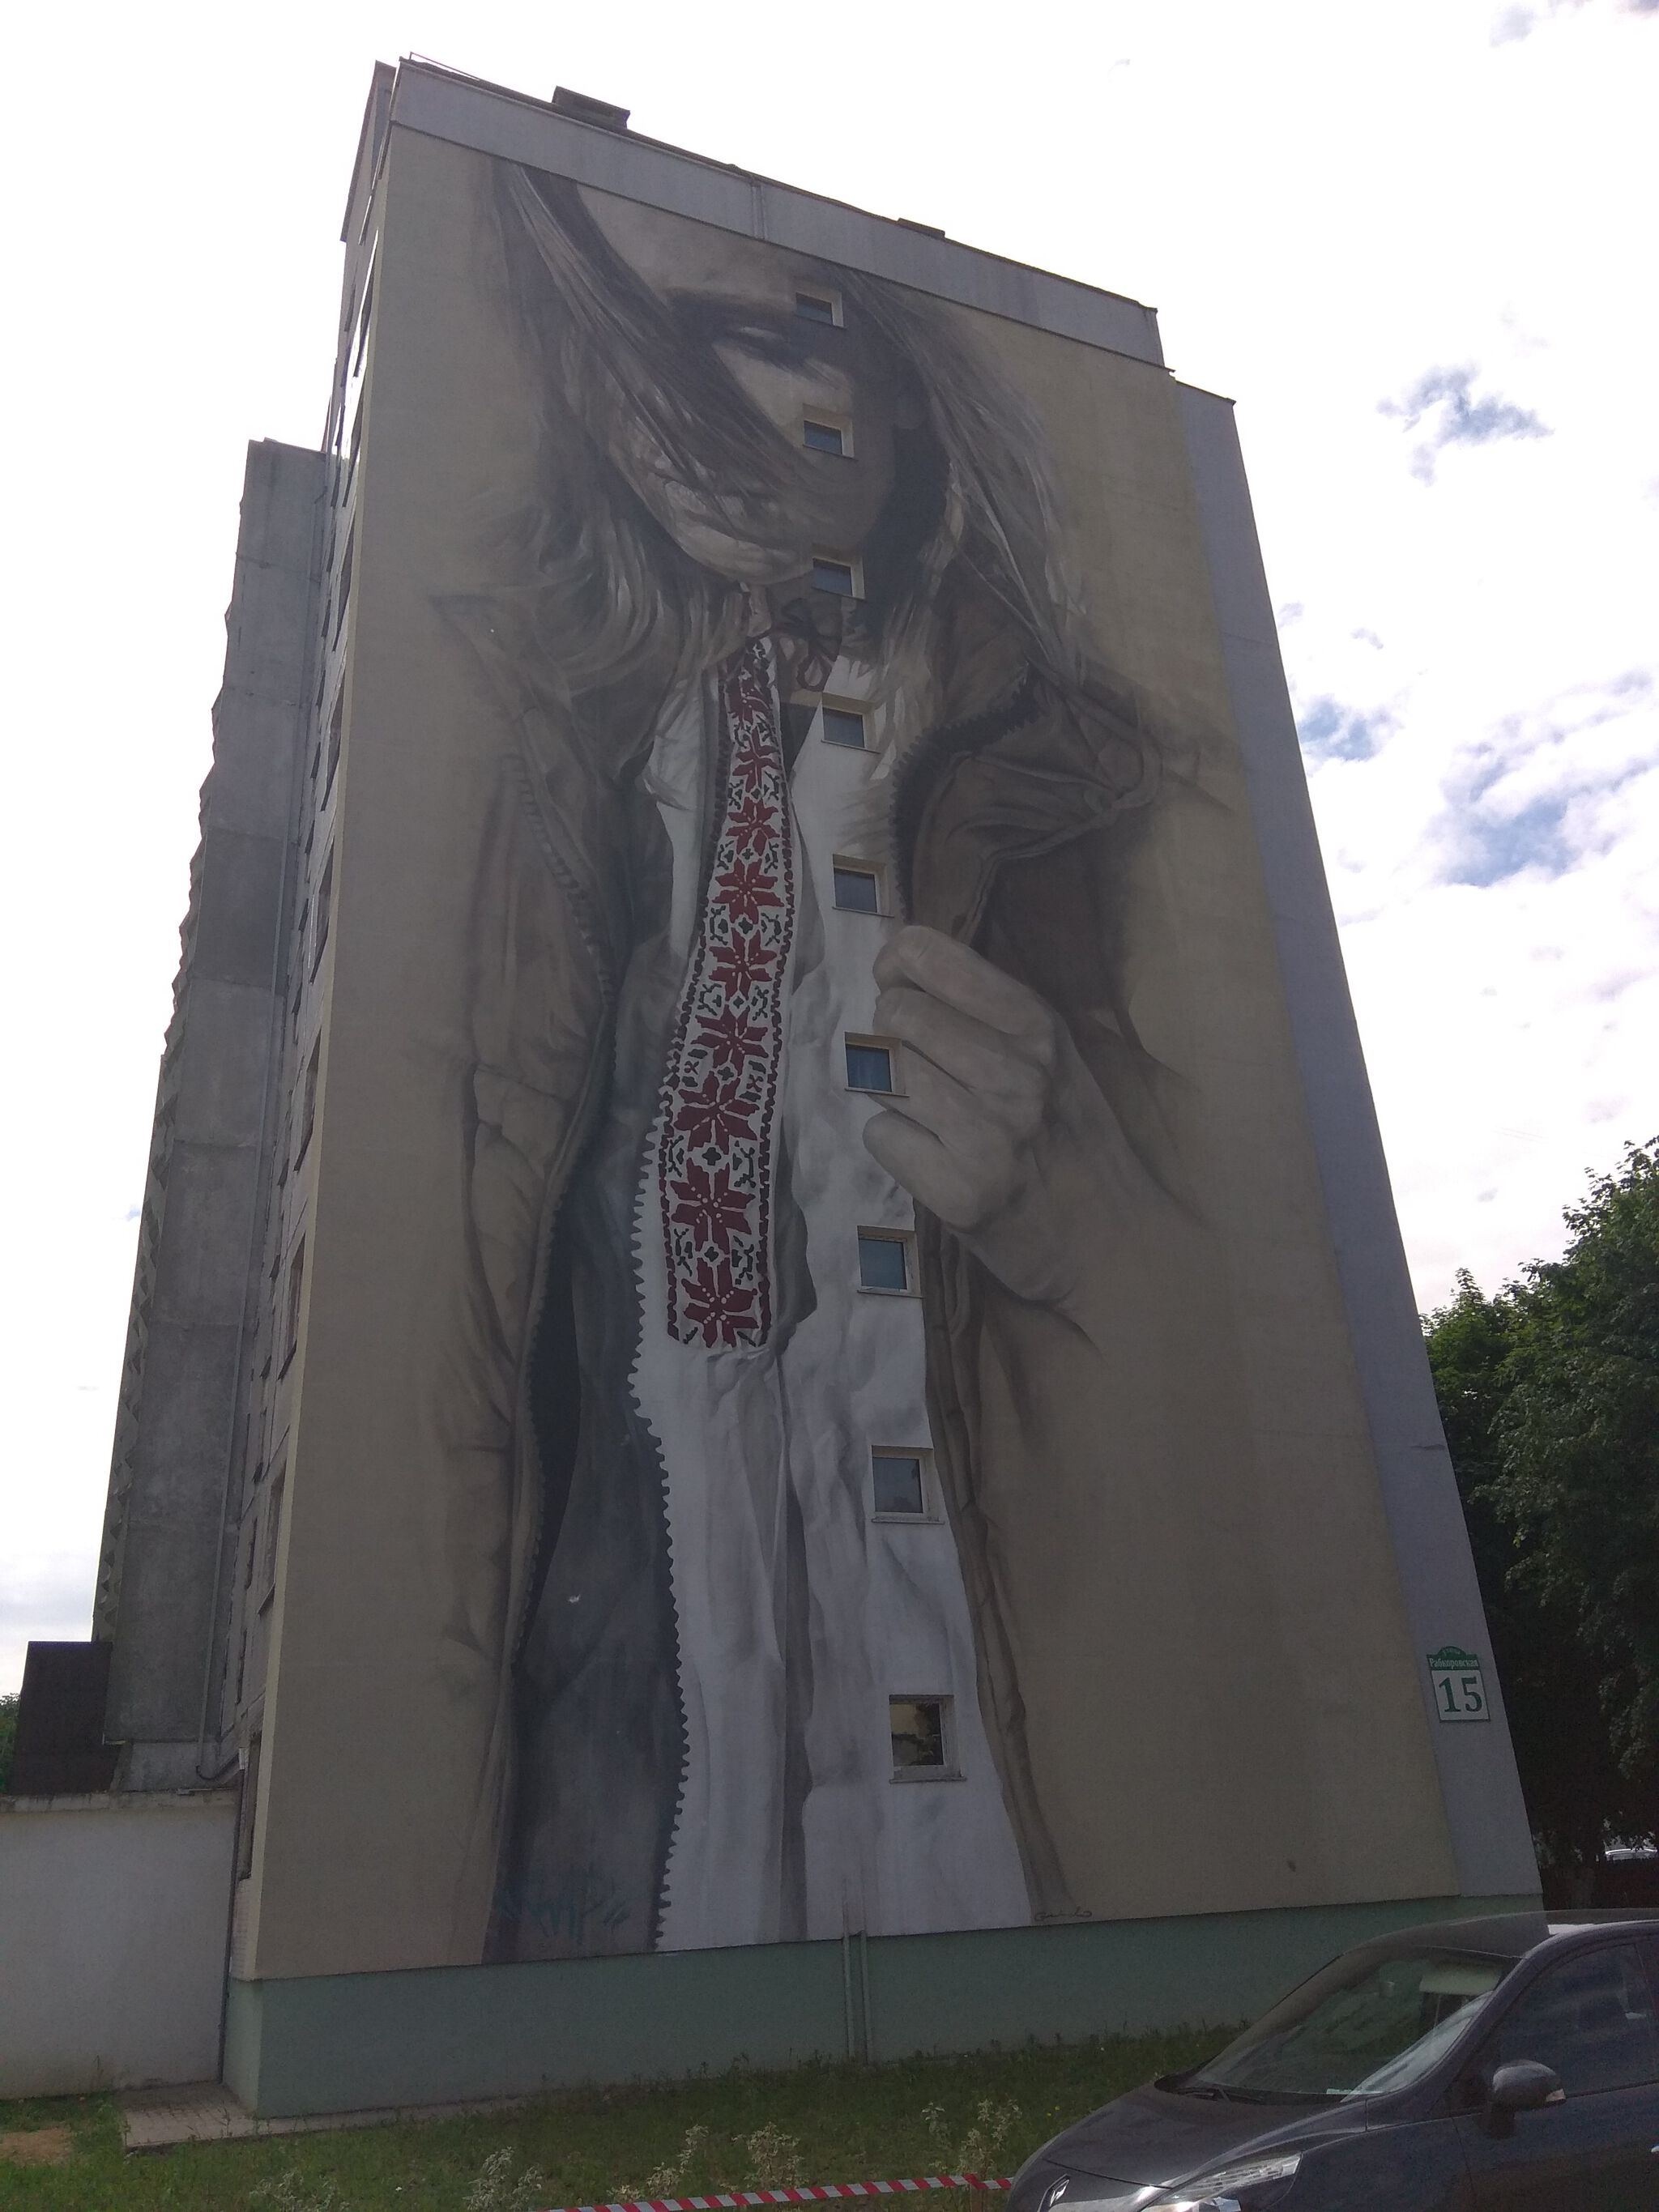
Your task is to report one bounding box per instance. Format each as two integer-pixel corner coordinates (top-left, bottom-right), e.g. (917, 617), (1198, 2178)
(438, 164), (1232, 1963)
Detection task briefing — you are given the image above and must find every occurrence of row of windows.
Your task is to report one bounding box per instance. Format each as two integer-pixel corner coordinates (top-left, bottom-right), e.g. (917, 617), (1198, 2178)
(792, 323), (944, 1629)
(230, 235), (378, 1763)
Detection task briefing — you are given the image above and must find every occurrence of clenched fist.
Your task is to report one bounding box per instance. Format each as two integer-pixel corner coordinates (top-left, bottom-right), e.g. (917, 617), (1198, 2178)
(861, 925), (1168, 1323)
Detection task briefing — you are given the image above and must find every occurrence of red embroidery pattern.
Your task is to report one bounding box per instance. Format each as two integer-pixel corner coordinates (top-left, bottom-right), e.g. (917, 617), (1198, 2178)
(659, 639), (795, 1349)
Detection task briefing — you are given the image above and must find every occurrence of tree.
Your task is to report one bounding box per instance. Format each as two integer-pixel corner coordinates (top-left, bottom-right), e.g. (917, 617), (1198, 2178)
(1424, 1140), (1659, 1872)
(0, 1690), (16, 1793)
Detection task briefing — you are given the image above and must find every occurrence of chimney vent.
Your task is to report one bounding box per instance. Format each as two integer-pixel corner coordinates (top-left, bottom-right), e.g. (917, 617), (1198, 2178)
(551, 86), (631, 132)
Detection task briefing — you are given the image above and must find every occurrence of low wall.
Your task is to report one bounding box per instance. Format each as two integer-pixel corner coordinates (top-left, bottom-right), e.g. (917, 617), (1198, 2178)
(226, 1889), (1542, 2116)
(0, 1788), (237, 2096)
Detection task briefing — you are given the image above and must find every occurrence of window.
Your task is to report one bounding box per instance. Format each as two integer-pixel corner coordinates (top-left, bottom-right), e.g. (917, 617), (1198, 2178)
(845, 1038), (896, 1093)
(352, 271), (373, 374)
(344, 395), (364, 497)
(1481, 1945), (1659, 2097)
(311, 846), (335, 975)
(858, 1230), (913, 1294)
(890, 1695), (953, 1777)
(795, 288), (842, 326)
(821, 705), (868, 750)
(323, 687), (343, 797)
(811, 553), (859, 598)
(238, 1733), (262, 1878)
(261, 1468), (286, 1602)
(833, 862), (881, 914)
(281, 1241), (305, 1373)
(296, 1038), (321, 1166)
(803, 417), (848, 457)
(1196, 1950), (1509, 2101)
(872, 1450), (929, 1519)
(332, 530), (354, 644)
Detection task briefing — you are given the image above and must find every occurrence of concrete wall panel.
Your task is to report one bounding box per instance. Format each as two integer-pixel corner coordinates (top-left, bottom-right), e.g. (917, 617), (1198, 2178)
(0, 1792), (237, 2097)
(1174, 383), (1537, 1897)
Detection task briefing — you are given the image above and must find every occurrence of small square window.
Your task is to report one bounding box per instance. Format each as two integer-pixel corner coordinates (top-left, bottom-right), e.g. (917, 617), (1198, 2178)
(845, 1038), (895, 1093)
(833, 863), (881, 914)
(811, 554), (859, 598)
(890, 1695), (953, 1776)
(872, 1451), (928, 1518)
(795, 288), (841, 326)
(858, 1230), (911, 1294)
(803, 418), (847, 457)
(821, 705), (868, 750)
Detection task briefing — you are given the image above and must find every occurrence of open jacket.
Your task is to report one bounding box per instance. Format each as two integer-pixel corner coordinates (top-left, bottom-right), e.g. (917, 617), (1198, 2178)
(429, 589), (1162, 1961)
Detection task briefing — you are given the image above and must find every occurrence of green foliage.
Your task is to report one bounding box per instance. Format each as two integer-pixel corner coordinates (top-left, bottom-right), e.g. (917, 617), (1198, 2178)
(251, 2171), (354, 2212)
(0, 2028), (1224, 2212)
(921, 2096), (1024, 2177)
(1424, 1138), (1659, 1867)
(615, 2117), (809, 2201)
(464, 2146), (549, 2211)
(0, 1690), (17, 1793)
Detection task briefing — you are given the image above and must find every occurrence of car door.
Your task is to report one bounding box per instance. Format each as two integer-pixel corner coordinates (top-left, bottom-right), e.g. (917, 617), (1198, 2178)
(1455, 1940), (1659, 2209)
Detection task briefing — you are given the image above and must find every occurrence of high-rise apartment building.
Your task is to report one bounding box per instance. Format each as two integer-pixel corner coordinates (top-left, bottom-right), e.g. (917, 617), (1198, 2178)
(78, 60), (1537, 2114)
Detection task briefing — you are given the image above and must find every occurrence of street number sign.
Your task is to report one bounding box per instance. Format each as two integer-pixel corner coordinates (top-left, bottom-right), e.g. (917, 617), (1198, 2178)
(1428, 1645), (1490, 1723)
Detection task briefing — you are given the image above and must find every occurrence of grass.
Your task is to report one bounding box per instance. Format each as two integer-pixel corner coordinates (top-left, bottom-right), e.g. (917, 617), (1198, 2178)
(0, 2027), (1228, 2212)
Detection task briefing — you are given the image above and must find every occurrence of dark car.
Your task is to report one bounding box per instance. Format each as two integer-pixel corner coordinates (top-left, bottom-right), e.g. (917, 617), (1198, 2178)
(1008, 1912), (1659, 2209)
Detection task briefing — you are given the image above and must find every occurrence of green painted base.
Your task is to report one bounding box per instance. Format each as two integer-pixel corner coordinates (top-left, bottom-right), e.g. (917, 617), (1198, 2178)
(224, 1893), (1542, 2117)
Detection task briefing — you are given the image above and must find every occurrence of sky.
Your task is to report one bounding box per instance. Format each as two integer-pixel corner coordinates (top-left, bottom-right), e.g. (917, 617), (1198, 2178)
(2, 0), (1654, 1693)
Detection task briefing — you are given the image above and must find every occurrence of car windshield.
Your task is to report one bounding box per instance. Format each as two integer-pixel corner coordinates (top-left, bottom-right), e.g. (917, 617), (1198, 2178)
(1183, 1949), (1512, 2102)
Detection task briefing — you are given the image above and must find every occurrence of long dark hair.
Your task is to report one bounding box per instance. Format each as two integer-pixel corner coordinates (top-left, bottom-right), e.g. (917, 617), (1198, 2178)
(488, 164), (1136, 759)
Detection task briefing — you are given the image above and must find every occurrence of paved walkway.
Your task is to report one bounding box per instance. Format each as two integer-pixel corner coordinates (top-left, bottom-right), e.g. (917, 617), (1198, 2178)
(120, 2080), (531, 2150)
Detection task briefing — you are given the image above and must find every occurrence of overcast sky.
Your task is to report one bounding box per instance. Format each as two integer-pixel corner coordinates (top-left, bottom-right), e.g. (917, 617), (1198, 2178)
(2, 0), (1654, 1693)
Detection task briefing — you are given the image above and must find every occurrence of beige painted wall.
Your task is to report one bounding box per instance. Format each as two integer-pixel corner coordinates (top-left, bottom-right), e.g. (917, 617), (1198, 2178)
(247, 128), (1456, 1980)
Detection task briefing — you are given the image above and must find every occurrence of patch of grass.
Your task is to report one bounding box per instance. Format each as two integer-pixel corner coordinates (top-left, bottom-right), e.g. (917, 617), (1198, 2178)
(0, 2027), (1226, 2212)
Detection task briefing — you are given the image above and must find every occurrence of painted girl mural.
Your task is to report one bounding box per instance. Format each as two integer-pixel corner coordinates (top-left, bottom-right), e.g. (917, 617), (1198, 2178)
(437, 164), (1220, 1962)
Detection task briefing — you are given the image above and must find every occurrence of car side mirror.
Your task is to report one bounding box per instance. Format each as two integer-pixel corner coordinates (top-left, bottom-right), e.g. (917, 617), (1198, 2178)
(1486, 2061), (1565, 2132)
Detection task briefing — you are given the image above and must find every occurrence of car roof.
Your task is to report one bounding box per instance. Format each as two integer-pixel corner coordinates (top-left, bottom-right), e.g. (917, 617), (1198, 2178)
(1346, 1909), (1659, 1964)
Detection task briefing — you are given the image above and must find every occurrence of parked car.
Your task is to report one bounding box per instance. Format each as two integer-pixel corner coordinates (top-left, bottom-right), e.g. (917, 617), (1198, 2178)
(1007, 1912), (1659, 2209)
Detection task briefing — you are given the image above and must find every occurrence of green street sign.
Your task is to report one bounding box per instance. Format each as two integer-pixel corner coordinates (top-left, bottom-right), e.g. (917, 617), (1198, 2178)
(1427, 1646), (1490, 1724)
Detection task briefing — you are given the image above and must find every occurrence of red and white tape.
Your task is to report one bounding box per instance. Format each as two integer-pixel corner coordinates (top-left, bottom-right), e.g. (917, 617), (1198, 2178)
(548, 2176), (1013, 2212)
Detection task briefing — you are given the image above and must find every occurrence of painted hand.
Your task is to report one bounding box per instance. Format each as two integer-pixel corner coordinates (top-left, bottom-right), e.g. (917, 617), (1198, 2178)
(862, 926), (1164, 1319)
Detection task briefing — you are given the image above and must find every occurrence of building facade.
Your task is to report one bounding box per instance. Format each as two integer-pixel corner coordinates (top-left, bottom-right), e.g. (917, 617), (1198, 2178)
(87, 61), (1539, 2114)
